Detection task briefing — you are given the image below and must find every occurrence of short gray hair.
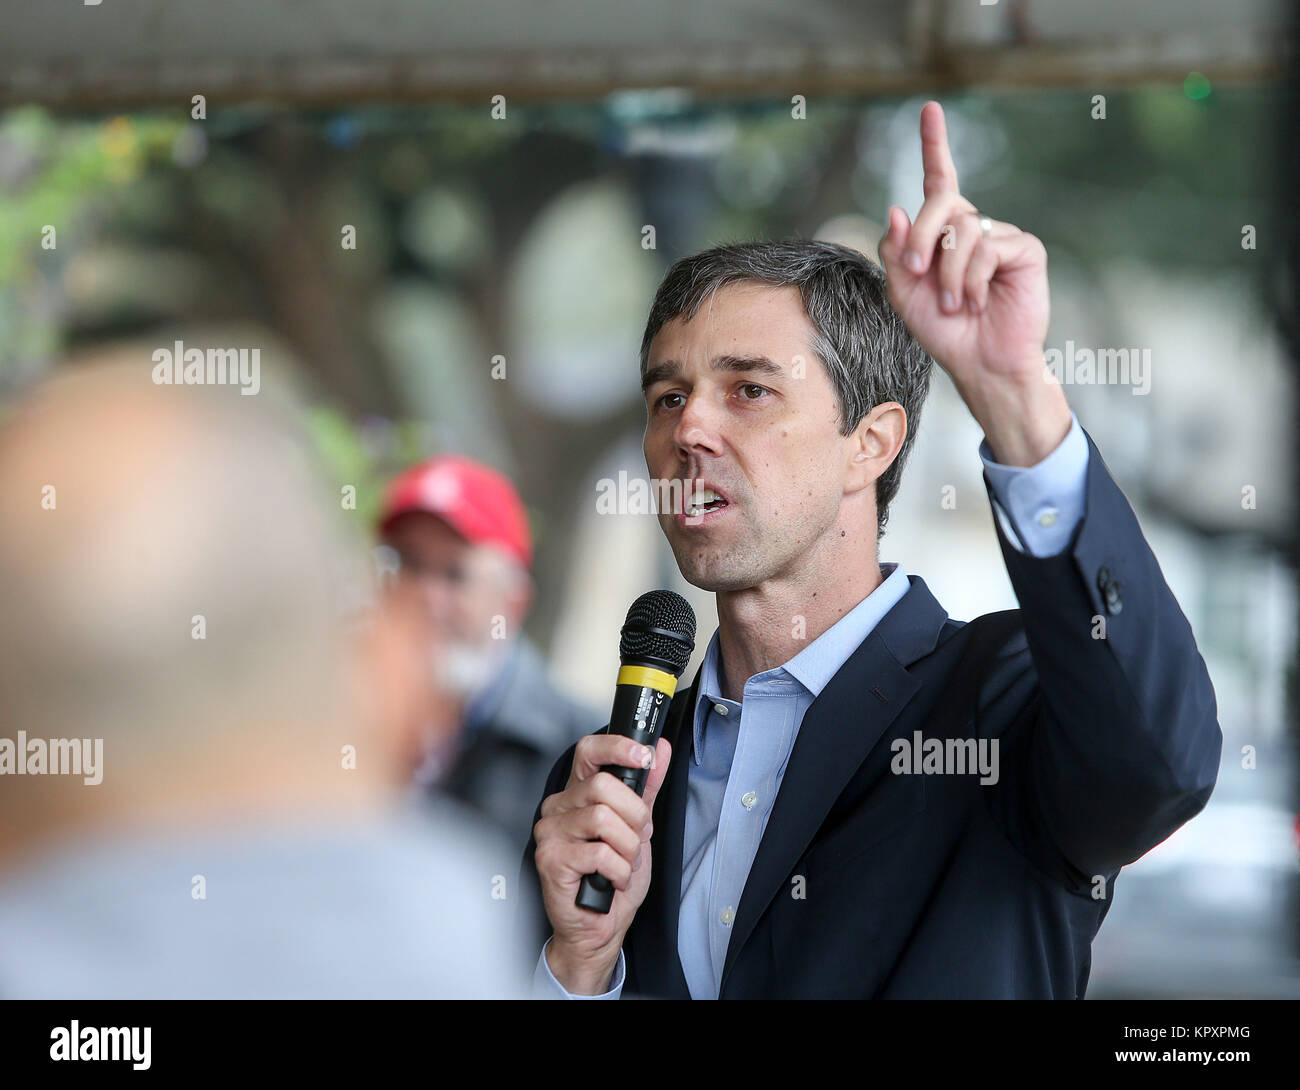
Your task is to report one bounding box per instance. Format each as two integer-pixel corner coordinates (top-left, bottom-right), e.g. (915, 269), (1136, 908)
(639, 239), (934, 538)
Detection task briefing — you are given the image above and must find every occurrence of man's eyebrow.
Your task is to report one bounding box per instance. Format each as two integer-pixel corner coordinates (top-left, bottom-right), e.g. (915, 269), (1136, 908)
(714, 354), (785, 379)
(641, 361), (680, 391)
(641, 354), (786, 392)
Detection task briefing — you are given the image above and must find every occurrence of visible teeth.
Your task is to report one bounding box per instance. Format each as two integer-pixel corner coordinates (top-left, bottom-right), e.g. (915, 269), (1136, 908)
(685, 488), (725, 516)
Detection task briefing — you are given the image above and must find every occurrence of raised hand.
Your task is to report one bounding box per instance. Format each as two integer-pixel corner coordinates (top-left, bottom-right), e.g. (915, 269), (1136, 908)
(878, 101), (1070, 465)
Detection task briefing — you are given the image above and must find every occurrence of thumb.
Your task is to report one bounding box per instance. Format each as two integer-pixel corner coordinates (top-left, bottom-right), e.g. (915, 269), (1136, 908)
(877, 206), (913, 277)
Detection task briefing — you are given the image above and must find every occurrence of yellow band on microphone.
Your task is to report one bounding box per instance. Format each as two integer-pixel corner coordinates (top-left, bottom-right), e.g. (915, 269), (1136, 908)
(616, 664), (678, 697)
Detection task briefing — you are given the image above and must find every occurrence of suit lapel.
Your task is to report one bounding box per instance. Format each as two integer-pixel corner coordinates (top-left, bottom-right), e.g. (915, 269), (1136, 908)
(720, 576), (950, 993)
(625, 668), (698, 999)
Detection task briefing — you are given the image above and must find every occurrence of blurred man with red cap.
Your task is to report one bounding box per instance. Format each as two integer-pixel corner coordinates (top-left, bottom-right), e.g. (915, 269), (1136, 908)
(378, 455), (601, 855)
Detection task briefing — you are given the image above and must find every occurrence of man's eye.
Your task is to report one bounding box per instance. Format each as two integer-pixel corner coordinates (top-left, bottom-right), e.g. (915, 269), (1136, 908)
(398, 555), (426, 576)
(655, 392), (685, 410)
(740, 384), (768, 400)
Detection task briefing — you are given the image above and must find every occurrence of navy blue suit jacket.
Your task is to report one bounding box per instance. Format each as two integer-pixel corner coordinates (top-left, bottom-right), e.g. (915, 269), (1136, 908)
(523, 431), (1222, 998)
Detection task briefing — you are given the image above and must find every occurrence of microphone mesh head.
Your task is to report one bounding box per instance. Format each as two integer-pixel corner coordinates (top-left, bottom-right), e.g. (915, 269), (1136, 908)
(620, 590), (696, 674)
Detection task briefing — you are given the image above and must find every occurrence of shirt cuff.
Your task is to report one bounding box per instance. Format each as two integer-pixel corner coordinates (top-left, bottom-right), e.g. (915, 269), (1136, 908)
(978, 412), (1089, 558)
(532, 937), (625, 999)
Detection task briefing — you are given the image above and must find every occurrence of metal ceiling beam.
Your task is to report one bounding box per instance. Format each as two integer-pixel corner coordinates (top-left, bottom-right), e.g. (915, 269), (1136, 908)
(0, 0), (1287, 111)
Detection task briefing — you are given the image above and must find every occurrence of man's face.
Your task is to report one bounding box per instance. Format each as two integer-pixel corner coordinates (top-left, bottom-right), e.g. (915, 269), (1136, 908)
(642, 282), (855, 592)
(382, 512), (524, 651)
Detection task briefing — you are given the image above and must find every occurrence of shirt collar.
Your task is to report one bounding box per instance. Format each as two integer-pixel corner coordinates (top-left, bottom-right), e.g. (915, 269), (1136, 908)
(691, 561), (910, 764)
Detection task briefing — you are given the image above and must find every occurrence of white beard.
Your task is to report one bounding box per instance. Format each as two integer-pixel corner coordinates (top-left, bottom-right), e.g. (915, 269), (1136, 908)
(435, 640), (503, 700)
(412, 640), (506, 787)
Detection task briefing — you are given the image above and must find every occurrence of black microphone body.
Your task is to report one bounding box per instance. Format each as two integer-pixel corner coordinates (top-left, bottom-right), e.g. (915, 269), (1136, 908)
(575, 590), (696, 914)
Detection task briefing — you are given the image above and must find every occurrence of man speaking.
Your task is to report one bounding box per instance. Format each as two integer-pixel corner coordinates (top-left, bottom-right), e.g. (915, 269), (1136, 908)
(522, 101), (1222, 999)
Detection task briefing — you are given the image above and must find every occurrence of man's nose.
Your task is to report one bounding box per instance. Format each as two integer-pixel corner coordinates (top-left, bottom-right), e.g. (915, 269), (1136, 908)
(672, 389), (724, 460)
(410, 571), (457, 623)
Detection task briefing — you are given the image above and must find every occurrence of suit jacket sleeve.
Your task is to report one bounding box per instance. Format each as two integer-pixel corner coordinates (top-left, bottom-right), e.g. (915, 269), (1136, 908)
(979, 426), (1222, 888)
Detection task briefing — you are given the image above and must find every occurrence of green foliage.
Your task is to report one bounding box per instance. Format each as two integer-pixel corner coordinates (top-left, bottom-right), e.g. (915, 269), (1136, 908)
(0, 109), (183, 284)
(304, 405), (384, 525)
(303, 406), (447, 527)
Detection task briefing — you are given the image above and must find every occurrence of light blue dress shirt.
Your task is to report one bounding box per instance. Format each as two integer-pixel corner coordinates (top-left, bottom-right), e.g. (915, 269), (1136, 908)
(536, 413), (1091, 998)
(676, 561), (911, 998)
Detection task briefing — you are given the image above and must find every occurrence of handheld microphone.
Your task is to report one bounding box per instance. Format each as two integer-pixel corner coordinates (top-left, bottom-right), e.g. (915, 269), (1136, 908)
(575, 589), (696, 914)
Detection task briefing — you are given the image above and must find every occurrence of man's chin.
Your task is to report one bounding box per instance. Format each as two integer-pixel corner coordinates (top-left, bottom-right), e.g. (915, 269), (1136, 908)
(671, 550), (761, 593)
(683, 572), (757, 593)
(661, 517), (767, 591)
(436, 642), (502, 698)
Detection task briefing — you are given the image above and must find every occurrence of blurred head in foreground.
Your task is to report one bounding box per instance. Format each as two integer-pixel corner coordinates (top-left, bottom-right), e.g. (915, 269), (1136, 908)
(0, 359), (531, 998)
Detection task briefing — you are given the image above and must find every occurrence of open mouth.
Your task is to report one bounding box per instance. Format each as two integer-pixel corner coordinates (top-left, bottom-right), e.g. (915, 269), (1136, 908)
(680, 485), (731, 523)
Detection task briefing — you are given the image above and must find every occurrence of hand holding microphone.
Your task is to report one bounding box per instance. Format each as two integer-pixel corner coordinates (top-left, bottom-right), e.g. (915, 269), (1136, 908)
(531, 590), (696, 994)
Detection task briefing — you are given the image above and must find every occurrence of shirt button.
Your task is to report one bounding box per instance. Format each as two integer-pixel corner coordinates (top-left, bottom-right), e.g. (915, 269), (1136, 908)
(720, 907), (735, 925)
(740, 791), (757, 810)
(1036, 508), (1058, 528)
(1097, 567), (1123, 615)
(714, 704), (728, 717)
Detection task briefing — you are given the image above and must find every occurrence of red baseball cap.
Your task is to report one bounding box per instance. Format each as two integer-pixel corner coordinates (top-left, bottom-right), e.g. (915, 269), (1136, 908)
(377, 455), (533, 570)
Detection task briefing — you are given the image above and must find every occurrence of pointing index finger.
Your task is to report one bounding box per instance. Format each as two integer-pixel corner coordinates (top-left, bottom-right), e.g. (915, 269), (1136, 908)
(920, 101), (960, 198)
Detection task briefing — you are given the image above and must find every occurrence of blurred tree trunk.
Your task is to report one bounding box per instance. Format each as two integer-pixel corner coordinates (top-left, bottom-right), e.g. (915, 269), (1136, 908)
(174, 120), (402, 416)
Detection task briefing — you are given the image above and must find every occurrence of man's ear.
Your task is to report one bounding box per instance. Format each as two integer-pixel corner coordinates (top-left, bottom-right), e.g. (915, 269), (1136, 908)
(515, 571), (535, 625)
(502, 563), (534, 635)
(846, 402), (907, 495)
